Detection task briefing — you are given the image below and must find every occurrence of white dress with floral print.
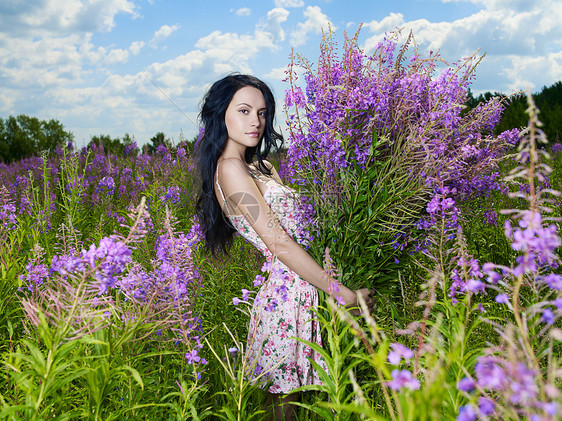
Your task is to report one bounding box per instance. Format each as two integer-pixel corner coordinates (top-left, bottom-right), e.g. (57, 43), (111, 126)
(216, 164), (328, 394)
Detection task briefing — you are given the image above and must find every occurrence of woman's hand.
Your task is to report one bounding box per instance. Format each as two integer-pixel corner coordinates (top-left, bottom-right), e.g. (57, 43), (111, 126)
(345, 288), (375, 316)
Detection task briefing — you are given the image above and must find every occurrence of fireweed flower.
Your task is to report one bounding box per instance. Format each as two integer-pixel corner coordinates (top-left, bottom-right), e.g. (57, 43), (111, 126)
(540, 273), (562, 290)
(387, 369), (420, 391)
(185, 349), (201, 364)
(261, 261), (272, 273)
(96, 176), (116, 196)
(19, 262), (49, 291)
(478, 397), (495, 416)
(82, 237), (132, 294)
(508, 363), (538, 405)
(540, 308), (555, 325)
(474, 357), (506, 390)
(457, 377), (476, 392)
(457, 404), (477, 421)
(495, 294), (509, 304)
(253, 274), (265, 286)
(387, 343), (414, 365)
(0, 202), (17, 230)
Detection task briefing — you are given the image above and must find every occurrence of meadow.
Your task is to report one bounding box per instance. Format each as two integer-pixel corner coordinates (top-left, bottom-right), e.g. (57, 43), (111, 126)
(0, 29), (561, 420)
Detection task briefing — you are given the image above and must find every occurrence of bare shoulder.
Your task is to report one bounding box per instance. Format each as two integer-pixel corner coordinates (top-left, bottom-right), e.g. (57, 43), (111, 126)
(216, 158), (256, 193)
(217, 158), (249, 178)
(252, 159), (283, 184)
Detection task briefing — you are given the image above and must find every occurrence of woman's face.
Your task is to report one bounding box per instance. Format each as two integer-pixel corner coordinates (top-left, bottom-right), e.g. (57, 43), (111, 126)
(224, 86), (267, 153)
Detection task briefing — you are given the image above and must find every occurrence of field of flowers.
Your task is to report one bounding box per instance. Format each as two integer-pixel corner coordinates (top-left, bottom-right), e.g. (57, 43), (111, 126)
(0, 29), (561, 420)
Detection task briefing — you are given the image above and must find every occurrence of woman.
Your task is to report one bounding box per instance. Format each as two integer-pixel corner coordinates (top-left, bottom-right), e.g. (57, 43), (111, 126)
(196, 74), (373, 420)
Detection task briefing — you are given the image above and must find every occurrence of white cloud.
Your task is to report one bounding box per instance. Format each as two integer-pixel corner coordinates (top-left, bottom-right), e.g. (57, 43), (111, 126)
(362, 0), (562, 93)
(501, 51), (562, 92)
(259, 8), (290, 43)
(274, 0), (304, 7)
(106, 48), (130, 64)
(264, 66), (287, 81)
(234, 7), (251, 16)
(0, 0), (138, 37)
(150, 24), (180, 47)
(290, 6), (333, 47)
(104, 40), (144, 64)
(129, 40), (145, 55)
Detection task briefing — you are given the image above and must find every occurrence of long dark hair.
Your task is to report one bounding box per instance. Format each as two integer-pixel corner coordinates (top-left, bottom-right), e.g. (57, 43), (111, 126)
(195, 74), (283, 255)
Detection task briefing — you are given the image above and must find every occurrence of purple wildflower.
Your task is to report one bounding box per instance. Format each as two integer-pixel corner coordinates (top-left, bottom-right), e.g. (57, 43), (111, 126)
(185, 349), (201, 364)
(97, 176), (116, 196)
(457, 405), (476, 421)
(478, 397), (494, 416)
(457, 377), (476, 392)
(387, 343), (414, 365)
(541, 308), (555, 325)
(474, 357), (506, 390)
(253, 275), (265, 286)
(495, 294), (509, 304)
(387, 369), (420, 391)
(508, 363), (538, 405)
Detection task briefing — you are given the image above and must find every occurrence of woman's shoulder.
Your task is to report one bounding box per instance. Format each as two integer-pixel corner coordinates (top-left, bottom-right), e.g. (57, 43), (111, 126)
(250, 159), (283, 182)
(216, 158), (253, 181)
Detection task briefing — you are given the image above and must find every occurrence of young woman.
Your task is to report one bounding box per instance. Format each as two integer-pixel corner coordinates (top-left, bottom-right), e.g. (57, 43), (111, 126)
(196, 74), (373, 420)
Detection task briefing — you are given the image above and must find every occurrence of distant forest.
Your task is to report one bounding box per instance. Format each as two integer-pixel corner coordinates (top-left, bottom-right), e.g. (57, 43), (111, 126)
(466, 80), (562, 142)
(0, 81), (561, 164)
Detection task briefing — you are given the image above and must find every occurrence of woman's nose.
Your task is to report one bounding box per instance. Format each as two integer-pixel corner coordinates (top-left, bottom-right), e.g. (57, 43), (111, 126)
(250, 112), (261, 127)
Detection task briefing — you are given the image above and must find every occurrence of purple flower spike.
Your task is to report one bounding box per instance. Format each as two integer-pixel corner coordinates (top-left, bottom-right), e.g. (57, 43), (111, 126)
(387, 369), (420, 391)
(388, 343), (414, 365)
(475, 358), (506, 390)
(541, 308), (555, 325)
(495, 294), (509, 304)
(457, 404), (477, 421)
(253, 275), (265, 287)
(478, 397), (494, 416)
(457, 377), (476, 392)
(185, 349), (201, 364)
(232, 297), (241, 305)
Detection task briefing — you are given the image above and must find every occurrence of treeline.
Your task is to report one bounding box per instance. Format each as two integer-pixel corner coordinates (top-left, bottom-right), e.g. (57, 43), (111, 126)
(466, 80), (562, 142)
(88, 132), (197, 156)
(0, 115), (71, 163)
(0, 114), (196, 163)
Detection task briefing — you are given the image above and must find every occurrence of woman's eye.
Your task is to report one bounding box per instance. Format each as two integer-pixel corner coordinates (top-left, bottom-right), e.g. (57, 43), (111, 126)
(259, 111), (267, 117)
(239, 109), (248, 114)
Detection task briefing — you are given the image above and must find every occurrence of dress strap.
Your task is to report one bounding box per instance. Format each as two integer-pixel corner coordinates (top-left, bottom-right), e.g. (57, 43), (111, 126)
(215, 162), (232, 217)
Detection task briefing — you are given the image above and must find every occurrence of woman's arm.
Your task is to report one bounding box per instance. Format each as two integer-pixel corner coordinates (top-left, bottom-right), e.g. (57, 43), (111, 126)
(217, 158), (366, 306)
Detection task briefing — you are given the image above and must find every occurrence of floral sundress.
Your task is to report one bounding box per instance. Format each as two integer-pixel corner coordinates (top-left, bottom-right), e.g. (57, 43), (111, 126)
(215, 163), (328, 394)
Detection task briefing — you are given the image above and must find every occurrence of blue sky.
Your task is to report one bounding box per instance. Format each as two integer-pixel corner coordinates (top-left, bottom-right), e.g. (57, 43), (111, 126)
(1, 0), (561, 147)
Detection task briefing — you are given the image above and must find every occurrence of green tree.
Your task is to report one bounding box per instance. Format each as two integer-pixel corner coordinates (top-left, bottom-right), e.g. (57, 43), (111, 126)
(0, 115), (71, 163)
(465, 80), (562, 142)
(146, 132), (169, 154)
(88, 133), (134, 156)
